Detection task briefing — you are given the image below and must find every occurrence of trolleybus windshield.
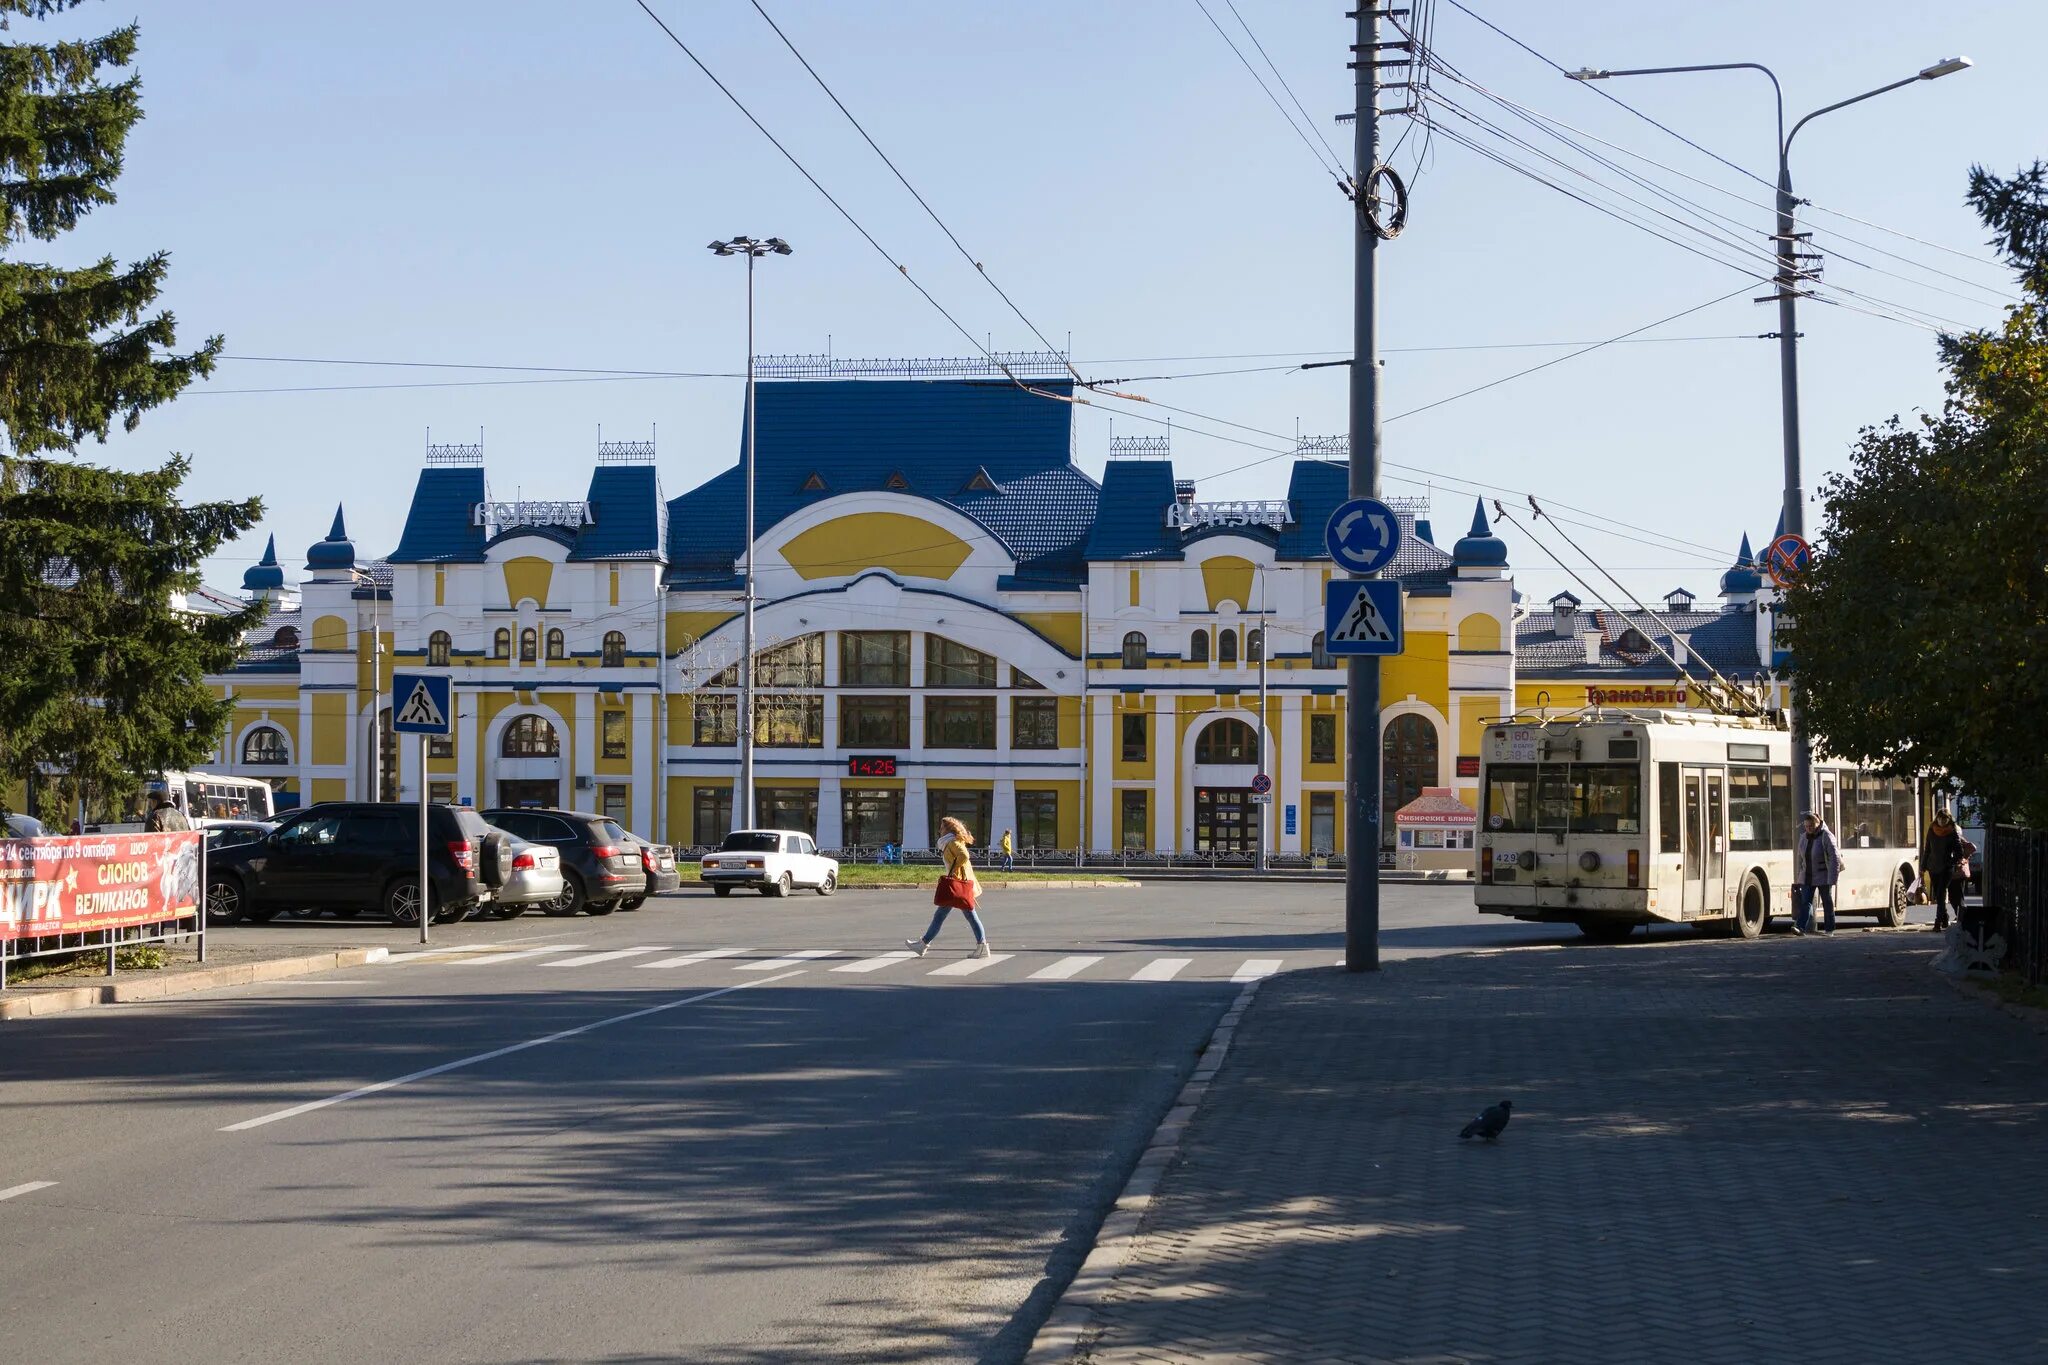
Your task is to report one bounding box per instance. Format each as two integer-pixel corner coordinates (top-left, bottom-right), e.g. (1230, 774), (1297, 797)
(1484, 763), (1642, 835)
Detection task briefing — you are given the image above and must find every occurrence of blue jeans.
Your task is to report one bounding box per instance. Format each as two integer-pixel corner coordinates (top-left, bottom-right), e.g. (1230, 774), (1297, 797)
(1793, 884), (1836, 932)
(922, 906), (986, 944)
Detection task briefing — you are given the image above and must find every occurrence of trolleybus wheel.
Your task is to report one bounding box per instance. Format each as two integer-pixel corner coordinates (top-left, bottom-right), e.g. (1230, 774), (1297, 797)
(1877, 869), (1909, 929)
(1733, 873), (1768, 940)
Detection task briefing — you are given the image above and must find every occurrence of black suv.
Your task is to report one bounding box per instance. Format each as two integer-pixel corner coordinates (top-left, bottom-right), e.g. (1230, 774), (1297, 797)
(206, 802), (506, 925)
(482, 808), (648, 916)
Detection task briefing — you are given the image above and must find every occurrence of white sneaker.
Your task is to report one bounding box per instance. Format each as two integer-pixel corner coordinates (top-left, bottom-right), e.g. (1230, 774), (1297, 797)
(974, 941), (992, 958)
(906, 939), (928, 957)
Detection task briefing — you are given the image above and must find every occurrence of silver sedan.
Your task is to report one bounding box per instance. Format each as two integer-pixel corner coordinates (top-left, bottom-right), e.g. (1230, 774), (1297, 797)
(484, 831), (564, 919)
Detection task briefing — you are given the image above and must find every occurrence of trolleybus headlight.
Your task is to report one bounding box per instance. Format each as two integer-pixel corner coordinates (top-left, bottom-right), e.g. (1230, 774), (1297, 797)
(1578, 850), (1601, 873)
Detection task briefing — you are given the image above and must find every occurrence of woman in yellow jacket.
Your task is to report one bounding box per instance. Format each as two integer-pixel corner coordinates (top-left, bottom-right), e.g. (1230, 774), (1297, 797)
(907, 816), (990, 957)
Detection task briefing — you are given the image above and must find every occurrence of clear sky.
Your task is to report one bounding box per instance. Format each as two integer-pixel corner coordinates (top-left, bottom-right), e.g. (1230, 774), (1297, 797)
(53, 0), (2044, 603)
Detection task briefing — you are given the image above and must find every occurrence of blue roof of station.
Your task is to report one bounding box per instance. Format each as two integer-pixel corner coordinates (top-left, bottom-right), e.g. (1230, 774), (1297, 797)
(390, 466), (488, 563)
(665, 379), (1099, 587)
(574, 464), (666, 561)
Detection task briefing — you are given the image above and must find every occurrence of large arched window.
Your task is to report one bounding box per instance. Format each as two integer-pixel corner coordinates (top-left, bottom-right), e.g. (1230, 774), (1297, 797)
(1312, 631), (1332, 669)
(603, 631), (626, 668)
(1121, 631), (1147, 669)
(546, 628), (564, 660)
(427, 630), (451, 667)
(519, 627), (537, 662)
(493, 628), (511, 660)
(1188, 629), (1209, 664)
(1195, 717), (1258, 764)
(1218, 628), (1238, 665)
(1247, 628), (1263, 663)
(500, 714), (561, 757)
(1381, 713), (1441, 849)
(241, 725), (289, 766)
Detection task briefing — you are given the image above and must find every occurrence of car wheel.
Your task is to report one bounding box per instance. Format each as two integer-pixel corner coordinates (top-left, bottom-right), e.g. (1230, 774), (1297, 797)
(433, 899), (471, 925)
(543, 876), (585, 918)
(712, 885), (732, 898)
(205, 875), (247, 925)
(1877, 869), (1909, 928)
(1733, 873), (1768, 940)
(385, 877), (433, 926)
(817, 870), (837, 897)
(617, 896), (645, 912)
(587, 898), (617, 916)
(763, 872), (792, 899)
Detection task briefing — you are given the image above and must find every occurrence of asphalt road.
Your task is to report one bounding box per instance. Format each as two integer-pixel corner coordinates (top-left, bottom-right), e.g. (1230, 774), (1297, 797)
(0, 881), (1589, 1364)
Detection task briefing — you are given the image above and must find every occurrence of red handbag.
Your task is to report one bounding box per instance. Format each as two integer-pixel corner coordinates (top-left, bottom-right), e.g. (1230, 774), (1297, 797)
(934, 875), (979, 911)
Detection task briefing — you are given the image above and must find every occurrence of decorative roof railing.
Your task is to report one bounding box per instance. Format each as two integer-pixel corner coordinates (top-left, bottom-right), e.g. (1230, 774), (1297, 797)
(1108, 435), (1171, 458)
(751, 351), (1073, 380)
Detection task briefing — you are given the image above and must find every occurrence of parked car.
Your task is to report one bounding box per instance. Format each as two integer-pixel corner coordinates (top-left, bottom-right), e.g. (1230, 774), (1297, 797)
(481, 807), (647, 916)
(205, 802), (505, 926)
(3, 812), (45, 838)
(616, 833), (679, 910)
(204, 819), (277, 850)
(700, 829), (839, 898)
(476, 829), (565, 919)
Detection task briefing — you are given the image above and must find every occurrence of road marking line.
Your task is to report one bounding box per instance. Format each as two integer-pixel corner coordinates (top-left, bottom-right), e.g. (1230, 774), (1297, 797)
(736, 949), (841, 971)
(929, 953), (1013, 977)
(445, 945), (588, 967)
(542, 947), (667, 968)
(220, 971), (807, 1133)
(636, 947), (751, 970)
(1131, 958), (1192, 981)
(832, 950), (918, 974)
(1030, 955), (1104, 980)
(0, 1181), (57, 1202)
(1232, 958), (1283, 983)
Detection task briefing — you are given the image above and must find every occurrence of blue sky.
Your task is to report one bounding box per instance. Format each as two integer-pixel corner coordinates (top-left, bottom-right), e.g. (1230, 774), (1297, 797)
(55, 0), (2043, 602)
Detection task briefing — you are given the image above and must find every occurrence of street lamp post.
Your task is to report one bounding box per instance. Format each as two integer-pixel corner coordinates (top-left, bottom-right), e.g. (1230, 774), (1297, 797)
(1564, 56), (1969, 817)
(707, 235), (791, 835)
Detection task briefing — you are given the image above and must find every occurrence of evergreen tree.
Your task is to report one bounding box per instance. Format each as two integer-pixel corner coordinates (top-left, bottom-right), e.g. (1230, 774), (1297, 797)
(0, 1), (260, 815)
(1783, 162), (2048, 825)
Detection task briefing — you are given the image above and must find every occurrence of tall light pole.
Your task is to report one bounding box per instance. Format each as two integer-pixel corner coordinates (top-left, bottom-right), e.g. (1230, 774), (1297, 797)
(708, 235), (791, 834)
(1564, 56), (1969, 817)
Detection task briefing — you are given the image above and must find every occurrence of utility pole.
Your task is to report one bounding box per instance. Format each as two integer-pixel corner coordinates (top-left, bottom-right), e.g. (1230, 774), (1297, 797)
(1256, 567), (1269, 874)
(1345, 3), (1385, 972)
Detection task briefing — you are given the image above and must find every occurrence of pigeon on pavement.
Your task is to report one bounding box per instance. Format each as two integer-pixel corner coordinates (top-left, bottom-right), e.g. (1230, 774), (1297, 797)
(1460, 1100), (1513, 1142)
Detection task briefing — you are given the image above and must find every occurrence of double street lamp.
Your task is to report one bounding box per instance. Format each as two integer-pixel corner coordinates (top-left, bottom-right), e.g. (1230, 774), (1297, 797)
(1564, 55), (1969, 817)
(707, 235), (792, 835)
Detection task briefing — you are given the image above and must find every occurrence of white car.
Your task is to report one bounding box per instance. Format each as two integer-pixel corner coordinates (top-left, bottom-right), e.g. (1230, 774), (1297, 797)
(700, 829), (839, 898)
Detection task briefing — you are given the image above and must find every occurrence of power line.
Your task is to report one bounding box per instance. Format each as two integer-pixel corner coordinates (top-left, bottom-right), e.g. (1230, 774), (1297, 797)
(743, 0), (1083, 386)
(1219, 0), (1349, 172)
(1190, 0), (1352, 196)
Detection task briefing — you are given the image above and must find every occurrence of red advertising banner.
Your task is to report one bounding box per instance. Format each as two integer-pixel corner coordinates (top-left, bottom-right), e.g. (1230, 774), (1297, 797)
(0, 831), (203, 942)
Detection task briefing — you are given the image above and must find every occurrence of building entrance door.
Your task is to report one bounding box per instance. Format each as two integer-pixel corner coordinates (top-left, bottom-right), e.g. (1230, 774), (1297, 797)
(496, 779), (556, 809)
(1193, 787), (1254, 853)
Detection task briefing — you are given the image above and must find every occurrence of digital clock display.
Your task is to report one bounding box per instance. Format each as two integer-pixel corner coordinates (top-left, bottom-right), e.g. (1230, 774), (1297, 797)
(847, 754), (898, 778)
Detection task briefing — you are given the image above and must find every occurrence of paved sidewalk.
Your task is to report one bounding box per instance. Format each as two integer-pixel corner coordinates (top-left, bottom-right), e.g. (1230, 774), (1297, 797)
(1065, 932), (2048, 1364)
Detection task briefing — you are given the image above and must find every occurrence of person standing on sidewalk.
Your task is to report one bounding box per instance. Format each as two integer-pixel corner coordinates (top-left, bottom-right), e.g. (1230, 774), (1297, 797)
(999, 828), (1014, 871)
(907, 816), (990, 958)
(1922, 809), (1963, 933)
(145, 794), (190, 833)
(1792, 811), (1842, 935)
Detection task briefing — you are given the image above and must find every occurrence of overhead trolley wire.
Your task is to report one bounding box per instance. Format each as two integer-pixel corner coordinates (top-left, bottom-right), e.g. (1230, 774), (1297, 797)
(1219, 0), (1350, 174)
(1191, 0), (1352, 195)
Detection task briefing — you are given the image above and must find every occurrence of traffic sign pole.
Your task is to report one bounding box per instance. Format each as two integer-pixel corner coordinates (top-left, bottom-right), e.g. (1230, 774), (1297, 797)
(390, 670), (452, 947)
(417, 734), (429, 945)
(1347, 1), (1383, 973)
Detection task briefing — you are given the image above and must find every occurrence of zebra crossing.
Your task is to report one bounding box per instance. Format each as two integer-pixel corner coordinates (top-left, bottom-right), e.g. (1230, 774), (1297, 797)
(393, 942), (1291, 986)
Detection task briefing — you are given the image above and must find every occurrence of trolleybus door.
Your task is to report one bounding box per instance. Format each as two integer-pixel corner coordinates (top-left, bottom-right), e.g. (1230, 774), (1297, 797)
(1679, 767), (1728, 916)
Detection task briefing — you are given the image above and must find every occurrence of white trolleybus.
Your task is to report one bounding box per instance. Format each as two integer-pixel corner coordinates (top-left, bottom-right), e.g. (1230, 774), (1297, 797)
(1474, 710), (1919, 941)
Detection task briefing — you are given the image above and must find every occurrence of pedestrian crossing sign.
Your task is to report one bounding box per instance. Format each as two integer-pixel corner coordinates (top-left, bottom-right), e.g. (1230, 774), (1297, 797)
(391, 672), (452, 735)
(1323, 580), (1404, 656)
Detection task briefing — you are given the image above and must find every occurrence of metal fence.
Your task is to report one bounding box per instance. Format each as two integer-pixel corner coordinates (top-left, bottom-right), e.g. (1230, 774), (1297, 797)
(1991, 824), (2048, 986)
(0, 834), (208, 991)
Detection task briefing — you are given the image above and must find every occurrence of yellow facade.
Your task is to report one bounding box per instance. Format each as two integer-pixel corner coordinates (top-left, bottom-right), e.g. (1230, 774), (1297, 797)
(778, 512), (973, 581)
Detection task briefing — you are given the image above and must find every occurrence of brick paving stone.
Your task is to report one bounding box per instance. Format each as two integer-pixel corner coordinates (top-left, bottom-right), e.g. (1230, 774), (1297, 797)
(1070, 933), (2048, 1364)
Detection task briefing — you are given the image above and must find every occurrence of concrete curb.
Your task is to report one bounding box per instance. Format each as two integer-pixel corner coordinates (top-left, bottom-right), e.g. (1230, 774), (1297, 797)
(1024, 976), (1264, 1364)
(0, 946), (391, 1021)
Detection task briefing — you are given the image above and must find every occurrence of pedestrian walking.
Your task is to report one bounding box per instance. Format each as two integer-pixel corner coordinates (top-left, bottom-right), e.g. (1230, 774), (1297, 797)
(1791, 810), (1841, 935)
(907, 816), (989, 957)
(999, 828), (1014, 871)
(145, 793), (190, 833)
(1922, 809), (1963, 932)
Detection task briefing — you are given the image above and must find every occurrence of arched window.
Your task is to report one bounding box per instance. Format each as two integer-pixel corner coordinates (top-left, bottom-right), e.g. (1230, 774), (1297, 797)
(1188, 630), (1209, 664)
(427, 630), (451, 667)
(1247, 628), (1263, 663)
(1121, 631), (1147, 669)
(500, 714), (560, 757)
(1196, 717), (1258, 764)
(603, 631), (626, 668)
(271, 625), (299, 649)
(1381, 713), (1441, 849)
(1218, 628), (1238, 665)
(546, 628), (564, 660)
(493, 628), (510, 660)
(1312, 631), (1332, 669)
(241, 725), (288, 766)
(520, 627), (537, 662)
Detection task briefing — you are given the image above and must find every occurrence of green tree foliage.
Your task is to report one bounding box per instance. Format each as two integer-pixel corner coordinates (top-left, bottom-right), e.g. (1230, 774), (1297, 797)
(0, 1), (260, 811)
(1783, 163), (2048, 824)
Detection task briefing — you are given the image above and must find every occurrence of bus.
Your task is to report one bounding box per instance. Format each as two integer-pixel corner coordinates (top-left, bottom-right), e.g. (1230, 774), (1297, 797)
(1475, 711), (1918, 941)
(81, 771), (277, 832)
